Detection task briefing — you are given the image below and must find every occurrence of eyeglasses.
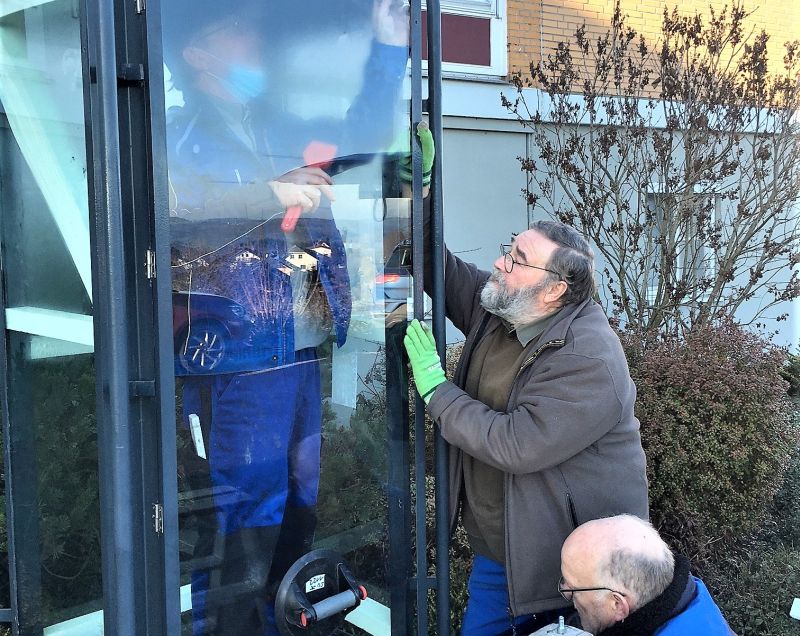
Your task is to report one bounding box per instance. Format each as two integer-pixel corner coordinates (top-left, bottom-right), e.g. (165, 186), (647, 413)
(500, 244), (560, 276)
(558, 576), (627, 603)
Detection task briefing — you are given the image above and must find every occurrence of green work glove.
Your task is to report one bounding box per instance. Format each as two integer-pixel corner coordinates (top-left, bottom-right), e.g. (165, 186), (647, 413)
(398, 121), (435, 186)
(403, 319), (446, 404)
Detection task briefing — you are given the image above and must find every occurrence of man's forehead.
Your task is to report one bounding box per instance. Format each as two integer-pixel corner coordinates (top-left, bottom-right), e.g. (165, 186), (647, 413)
(563, 532), (600, 580)
(511, 230), (558, 261)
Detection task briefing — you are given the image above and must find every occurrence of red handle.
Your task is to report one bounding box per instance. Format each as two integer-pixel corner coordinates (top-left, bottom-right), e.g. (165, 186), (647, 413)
(281, 205), (302, 232)
(280, 141), (338, 233)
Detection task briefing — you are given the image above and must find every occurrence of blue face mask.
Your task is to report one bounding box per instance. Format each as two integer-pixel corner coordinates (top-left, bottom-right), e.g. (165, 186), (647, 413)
(224, 64), (267, 103)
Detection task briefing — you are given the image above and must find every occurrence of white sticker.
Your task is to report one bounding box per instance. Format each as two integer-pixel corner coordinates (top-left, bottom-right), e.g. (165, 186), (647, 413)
(790, 597), (800, 620)
(305, 574), (325, 593)
(188, 414), (207, 460)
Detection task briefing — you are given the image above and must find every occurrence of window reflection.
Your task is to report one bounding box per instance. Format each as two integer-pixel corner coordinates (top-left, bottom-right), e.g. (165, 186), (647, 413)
(0, 0), (100, 630)
(162, 1), (410, 633)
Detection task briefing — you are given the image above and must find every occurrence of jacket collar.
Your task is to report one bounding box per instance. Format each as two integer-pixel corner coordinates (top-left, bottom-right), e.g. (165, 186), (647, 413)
(540, 297), (595, 344)
(481, 296), (595, 353)
(514, 312), (556, 346)
(598, 555), (694, 636)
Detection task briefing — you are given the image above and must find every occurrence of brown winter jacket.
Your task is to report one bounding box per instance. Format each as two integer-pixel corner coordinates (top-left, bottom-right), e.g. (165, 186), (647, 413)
(426, 247), (649, 617)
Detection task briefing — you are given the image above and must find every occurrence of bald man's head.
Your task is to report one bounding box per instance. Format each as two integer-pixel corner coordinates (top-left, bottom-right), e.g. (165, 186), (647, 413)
(560, 515), (675, 633)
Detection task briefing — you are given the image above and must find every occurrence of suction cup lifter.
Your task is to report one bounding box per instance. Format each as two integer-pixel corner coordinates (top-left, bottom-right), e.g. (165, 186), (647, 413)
(275, 549), (368, 636)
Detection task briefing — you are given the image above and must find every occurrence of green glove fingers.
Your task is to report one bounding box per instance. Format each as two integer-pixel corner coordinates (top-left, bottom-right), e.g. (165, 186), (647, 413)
(417, 121), (435, 178)
(403, 319), (446, 404)
(398, 121), (436, 186)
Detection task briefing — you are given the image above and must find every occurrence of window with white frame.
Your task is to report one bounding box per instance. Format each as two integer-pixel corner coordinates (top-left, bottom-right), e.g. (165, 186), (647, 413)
(644, 190), (719, 306)
(423, 0), (506, 76)
(438, 0), (496, 17)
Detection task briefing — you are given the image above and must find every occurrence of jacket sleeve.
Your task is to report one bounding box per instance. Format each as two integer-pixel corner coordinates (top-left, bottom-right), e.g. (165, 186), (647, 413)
(426, 352), (625, 474)
(296, 42), (408, 157)
(338, 42), (408, 155)
(170, 171), (284, 222)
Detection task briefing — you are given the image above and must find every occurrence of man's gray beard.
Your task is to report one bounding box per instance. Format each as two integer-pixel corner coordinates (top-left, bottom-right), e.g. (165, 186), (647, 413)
(480, 271), (548, 326)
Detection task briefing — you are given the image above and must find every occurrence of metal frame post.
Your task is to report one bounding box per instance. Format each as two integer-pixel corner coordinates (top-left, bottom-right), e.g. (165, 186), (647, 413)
(141, 0), (182, 631)
(409, 0), (432, 633)
(81, 0), (145, 631)
(425, 4), (450, 634)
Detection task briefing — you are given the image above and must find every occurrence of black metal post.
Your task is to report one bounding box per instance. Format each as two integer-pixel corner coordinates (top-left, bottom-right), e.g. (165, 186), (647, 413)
(425, 3), (450, 634)
(142, 0), (182, 631)
(81, 0), (141, 631)
(385, 322), (412, 634)
(410, 0), (431, 633)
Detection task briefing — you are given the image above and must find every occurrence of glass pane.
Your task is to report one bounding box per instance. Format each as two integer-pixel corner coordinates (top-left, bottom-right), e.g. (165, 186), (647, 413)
(160, 1), (412, 633)
(0, 0), (101, 631)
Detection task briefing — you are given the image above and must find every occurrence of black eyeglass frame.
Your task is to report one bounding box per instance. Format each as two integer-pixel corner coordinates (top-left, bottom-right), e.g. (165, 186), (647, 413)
(558, 576), (627, 603)
(499, 244), (561, 277)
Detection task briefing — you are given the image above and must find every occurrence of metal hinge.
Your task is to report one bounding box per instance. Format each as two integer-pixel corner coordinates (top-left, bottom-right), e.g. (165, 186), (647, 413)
(135, 0), (145, 14)
(145, 249), (156, 280)
(152, 503), (164, 534)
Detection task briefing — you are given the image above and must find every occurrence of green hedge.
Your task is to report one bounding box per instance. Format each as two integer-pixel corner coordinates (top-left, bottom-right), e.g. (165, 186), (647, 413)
(621, 322), (799, 560)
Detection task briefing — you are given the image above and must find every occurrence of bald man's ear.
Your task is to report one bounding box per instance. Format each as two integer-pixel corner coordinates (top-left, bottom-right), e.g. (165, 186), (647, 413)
(610, 592), (631, 624)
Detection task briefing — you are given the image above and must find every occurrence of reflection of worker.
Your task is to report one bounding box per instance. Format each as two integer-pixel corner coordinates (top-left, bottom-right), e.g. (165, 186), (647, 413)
(404, 221), (649, 634)
(560, 515), (733, 635)
(162, 1), (408, 634)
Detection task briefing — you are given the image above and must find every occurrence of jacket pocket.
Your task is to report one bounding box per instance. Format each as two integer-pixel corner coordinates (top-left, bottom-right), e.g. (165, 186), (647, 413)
(558, 467), (580, 529)
(565, 493), (579, 529)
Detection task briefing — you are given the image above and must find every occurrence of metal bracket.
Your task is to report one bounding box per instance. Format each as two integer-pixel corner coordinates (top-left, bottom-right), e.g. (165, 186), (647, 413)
(129, 380), (156, 398)
(117, 63), (145, 86)
(145, 249), (156, 280)
(152, 503), (164, 535)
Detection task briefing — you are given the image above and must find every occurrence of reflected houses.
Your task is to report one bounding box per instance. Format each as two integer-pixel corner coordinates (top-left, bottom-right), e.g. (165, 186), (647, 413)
(285, 244), (317, 272)
(170, 234), (337, 374)
(233, 247), (260, 264)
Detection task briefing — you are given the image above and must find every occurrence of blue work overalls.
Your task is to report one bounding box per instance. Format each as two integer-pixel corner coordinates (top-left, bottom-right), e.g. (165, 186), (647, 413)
(169, 40), (407, 636)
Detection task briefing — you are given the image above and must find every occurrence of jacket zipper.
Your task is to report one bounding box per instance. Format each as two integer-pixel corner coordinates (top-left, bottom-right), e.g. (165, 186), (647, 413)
(505, 337), (565, 615)
(514, 338), (565, 381)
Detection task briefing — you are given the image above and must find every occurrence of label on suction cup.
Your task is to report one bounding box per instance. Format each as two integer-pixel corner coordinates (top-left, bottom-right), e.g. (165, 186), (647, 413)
(305, 574), (326, 593)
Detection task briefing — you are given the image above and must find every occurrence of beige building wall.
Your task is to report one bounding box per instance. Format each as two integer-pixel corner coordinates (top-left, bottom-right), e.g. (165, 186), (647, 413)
(508, 0), (800, 80)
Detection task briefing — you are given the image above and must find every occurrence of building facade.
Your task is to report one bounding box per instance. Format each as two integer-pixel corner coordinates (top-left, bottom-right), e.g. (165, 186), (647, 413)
(437, 0), (800, 345)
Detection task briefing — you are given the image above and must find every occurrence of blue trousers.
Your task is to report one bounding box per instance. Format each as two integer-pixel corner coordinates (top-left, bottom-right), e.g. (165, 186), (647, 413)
(462, 555), (534, 635)
(462, 555), (570, 635)
(183, 349), (322, 635)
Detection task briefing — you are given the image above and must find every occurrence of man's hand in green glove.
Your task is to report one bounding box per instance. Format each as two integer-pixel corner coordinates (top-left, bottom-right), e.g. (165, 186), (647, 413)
(403, 319), (446, 404)
(398, 121), (435, 197)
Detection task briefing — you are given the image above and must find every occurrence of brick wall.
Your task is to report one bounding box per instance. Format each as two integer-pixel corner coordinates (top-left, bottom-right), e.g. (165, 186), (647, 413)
(508, 0), (800, 81)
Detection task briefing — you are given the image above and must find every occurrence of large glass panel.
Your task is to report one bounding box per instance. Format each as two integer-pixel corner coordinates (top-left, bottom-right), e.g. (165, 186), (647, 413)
(0, 0), (101, 632)
(160, 1), (412, 633)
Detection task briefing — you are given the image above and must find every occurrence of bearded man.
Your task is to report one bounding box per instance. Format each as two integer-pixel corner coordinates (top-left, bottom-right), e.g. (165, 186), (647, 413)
(404, 220), (649, 635)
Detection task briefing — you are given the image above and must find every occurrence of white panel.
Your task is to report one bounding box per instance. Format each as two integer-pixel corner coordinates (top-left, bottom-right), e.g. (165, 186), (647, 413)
(5, 307), (94, 346)
(440, 127), (528, 342)
(442, 128), (528, 270)
(345, 598), (392, 635)
(0, 0), (53, 19)
(43, 611), (103, 636)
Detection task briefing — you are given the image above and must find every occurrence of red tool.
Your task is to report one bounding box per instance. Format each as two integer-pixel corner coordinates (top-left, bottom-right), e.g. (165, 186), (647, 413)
(281, 141), (339, 233)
